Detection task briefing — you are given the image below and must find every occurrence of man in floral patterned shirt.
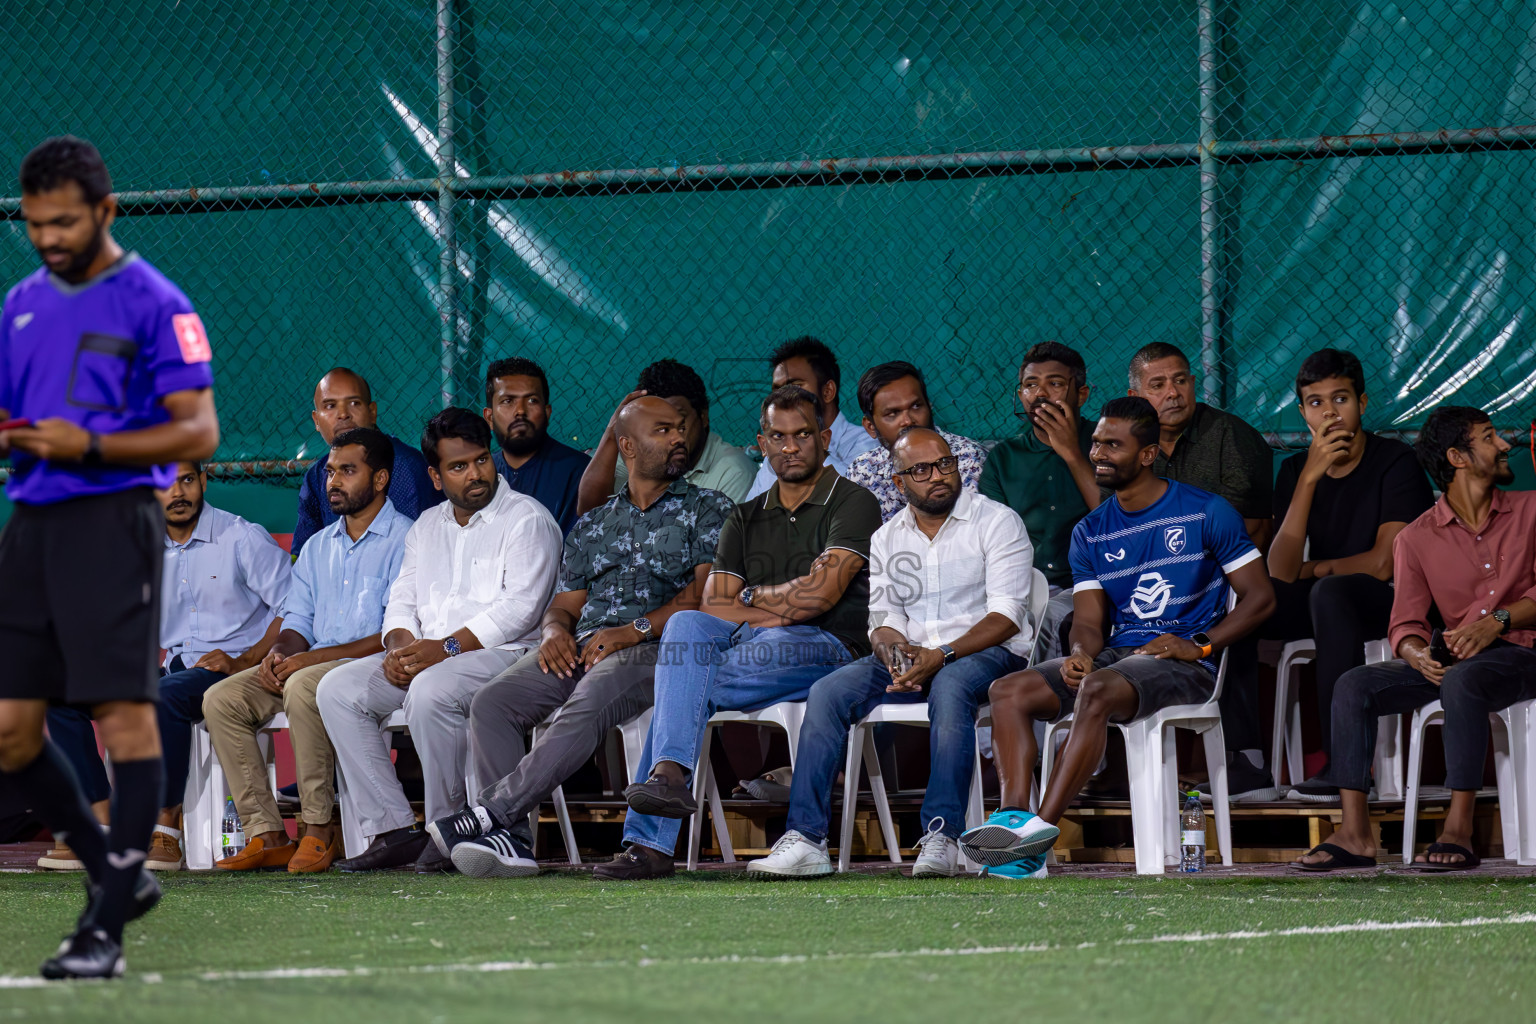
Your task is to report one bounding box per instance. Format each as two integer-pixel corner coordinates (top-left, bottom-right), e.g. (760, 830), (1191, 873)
(844, 361), (987, 522)
(423, 396), (735, 877)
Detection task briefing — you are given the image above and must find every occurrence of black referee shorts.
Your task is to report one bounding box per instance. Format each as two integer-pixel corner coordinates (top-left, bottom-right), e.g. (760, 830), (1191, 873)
(0, 488), (162, 705)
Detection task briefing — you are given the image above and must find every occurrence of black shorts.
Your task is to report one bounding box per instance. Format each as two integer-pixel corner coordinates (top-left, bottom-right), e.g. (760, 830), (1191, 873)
(1035, 646), (1215, 722)
(0, 488), (162, 705)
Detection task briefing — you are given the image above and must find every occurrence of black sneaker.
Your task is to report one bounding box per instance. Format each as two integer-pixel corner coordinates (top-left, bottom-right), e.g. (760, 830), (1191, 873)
(1287, 775), (1341, 803)
(623, 773), (697, 819)
(40, 927), (124, 981)
(426, 807), (494, 858)
(75, 868), (162, 933)
(451, 828), (540, 879)
(591, 844), (676, 881)
(1196, 756), (1282, 804)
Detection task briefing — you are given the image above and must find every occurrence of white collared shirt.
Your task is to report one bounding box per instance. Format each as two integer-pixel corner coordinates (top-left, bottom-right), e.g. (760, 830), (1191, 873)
(744, 410), (880, 500)
(381, 478), (562, 650)
(868, 489), (1037, 657)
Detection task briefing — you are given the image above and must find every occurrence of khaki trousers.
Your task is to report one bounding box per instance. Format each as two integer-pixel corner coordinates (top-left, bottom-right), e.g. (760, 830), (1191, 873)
(201, 659), (349, 837)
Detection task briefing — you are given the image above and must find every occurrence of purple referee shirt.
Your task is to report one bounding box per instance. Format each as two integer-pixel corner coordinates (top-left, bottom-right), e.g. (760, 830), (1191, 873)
(0, 252), (215, 504)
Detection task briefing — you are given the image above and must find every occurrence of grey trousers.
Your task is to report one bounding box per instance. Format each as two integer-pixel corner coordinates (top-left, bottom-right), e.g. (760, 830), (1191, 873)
(316, 646), (526, 841)
(470, 643), (658, 844)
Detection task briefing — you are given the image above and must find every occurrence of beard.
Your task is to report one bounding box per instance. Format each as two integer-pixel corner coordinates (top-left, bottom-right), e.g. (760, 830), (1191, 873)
(163, 495), (204, 530)
(1094, 463), (1138, 490)
(39, 220), (106, 282)
(905, 483), (959, 517)
(1495, 457), (1515, 485)
(451, 476), (496, 513)
(497, 419), (547, 457)
(328, 482), (377, 516)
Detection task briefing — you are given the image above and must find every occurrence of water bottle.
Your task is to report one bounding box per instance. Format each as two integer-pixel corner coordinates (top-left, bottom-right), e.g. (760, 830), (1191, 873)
(1180, 790), (1206, 872)
(220, 797), (246, 858)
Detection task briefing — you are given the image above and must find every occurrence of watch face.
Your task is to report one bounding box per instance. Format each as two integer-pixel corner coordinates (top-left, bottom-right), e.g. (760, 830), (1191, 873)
(634, 617), (653, 636)
(1192, 633), (1213, 649)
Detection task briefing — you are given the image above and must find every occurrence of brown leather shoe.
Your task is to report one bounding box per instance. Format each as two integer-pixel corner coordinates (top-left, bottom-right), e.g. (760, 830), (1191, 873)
(146, 828), (185, 871)
(215, 835), (296, 871)
(37, 839), (84, 871)
(287, 832), (341, 874)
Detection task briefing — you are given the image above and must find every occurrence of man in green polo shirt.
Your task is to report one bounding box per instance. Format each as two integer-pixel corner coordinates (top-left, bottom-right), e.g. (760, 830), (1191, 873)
(596, 385), (882, 880)
(978, 341), (1103, 659)
(575, 359), (757, 516)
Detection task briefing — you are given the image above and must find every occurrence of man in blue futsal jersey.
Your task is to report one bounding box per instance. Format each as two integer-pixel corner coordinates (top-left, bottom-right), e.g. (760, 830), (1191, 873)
(963, 397), (1274, 876)
(0, 136), (220, 978)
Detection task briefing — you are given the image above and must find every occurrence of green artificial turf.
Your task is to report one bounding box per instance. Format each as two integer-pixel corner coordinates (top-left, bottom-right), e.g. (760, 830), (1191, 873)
(1, 870), (1533, 1022)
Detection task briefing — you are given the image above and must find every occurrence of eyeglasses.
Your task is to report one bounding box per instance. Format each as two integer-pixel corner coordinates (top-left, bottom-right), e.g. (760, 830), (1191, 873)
(894, 456), (959, 480)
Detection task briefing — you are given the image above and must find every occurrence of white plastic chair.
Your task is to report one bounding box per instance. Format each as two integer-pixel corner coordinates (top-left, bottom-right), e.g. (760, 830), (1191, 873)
(1363, 638), (1406, 800)
(182, 713), (288, 870)
(1401, 698), (1534, 866)
(835, 568), (1052, 872)
(530, 706), (655, 865)
(1269, 640), (1316, 789)
(689, 702), (804, 869)
(1039, 592), (1238, 875)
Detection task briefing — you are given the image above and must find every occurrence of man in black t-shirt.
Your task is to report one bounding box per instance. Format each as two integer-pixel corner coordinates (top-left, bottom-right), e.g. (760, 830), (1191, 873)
(1265, 350), (1433, 799)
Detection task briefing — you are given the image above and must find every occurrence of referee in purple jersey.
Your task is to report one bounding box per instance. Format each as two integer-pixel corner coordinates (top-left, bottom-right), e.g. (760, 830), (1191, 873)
(0, 137), (219, 980)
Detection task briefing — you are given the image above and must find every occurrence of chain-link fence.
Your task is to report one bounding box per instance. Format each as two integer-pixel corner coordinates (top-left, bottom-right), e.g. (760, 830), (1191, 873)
(3, 0), (1534, 478)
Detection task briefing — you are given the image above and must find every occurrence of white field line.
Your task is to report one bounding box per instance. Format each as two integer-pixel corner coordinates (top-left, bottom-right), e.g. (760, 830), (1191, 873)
(3, 912), (1533, 988)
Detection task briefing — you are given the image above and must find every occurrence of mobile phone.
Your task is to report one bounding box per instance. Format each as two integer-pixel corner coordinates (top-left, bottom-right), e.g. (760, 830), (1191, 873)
(1429, 628), (1458, 666)
(0, 417), (31, 431)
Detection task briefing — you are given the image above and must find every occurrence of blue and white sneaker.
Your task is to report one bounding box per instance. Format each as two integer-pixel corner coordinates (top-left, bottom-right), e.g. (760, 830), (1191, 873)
(959, 809), (1060, 865)
(979, 852), (1049, 880)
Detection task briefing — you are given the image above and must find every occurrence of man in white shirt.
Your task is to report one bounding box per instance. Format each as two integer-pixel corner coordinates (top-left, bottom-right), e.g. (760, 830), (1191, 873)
(748, 428), (1037, 879)
(317, 409), (562, 873)
(743, 336), (878, 500)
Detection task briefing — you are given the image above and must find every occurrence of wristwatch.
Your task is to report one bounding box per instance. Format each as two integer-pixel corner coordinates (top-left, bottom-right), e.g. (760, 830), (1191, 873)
(1493, 608), (1512, 634)
(442, 636), (462, 657)
(82, 431), (103, 467)
(633, 616), (654, 640)
(1191, 632), (1214, 659)
(739, 586), (758, 608)
(938, 643), (957, 666)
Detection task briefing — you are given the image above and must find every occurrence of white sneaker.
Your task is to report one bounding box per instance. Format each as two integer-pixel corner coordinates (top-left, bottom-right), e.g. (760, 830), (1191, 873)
(746, 830), (831, 879)
(911, 817), (959, 878)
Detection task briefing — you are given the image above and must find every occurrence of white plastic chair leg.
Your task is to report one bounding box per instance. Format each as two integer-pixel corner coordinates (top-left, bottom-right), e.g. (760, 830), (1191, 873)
(1401, 706), (1432, 865)
(550, 784), (580, 865)
(1374, 713), (1405, 801)
(1201, 725), (1232, 865)
(836, 723), (865, 873)
(1509, 702), (1536, 866)
(1490, 712), (1518, 863)
(181, 723), (220, 871)
(861, 728), (901, 864)
(1123, 725), (1166, 875)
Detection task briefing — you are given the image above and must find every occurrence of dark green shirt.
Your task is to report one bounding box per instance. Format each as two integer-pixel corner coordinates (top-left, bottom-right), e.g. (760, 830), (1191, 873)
(559, 479), (736, 637)
(1152, 403), (1274, 521)
(978, 417), (1096, 588)
(712, 470), (882, 656)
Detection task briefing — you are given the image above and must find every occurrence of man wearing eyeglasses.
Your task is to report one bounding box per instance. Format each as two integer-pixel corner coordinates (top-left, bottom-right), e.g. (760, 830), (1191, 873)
(748, 428), (1036, 878)
(979, 341), (1102, 659)
(597, 384), (882, 879)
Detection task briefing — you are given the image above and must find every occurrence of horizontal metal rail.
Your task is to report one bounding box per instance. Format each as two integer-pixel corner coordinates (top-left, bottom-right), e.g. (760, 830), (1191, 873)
(4, 124), (1536, 217)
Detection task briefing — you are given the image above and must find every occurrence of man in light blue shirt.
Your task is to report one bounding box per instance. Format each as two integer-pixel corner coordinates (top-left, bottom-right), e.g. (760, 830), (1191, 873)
(203, 428), (409, 874)
(744, 337), (878, 500)
(43, 460), (290, 872)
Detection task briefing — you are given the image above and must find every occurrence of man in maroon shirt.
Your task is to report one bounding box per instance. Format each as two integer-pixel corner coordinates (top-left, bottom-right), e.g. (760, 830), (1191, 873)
(1293, 406), (1536, 872)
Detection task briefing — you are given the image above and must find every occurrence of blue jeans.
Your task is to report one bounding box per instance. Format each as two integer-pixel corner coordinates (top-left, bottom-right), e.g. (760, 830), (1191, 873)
(623, 610), (853, 855)
(43, 665), (226, 809)
(785, 646), (1026, 842)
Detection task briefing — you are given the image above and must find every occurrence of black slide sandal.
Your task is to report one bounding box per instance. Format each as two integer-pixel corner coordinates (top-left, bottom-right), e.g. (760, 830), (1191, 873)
(1291, 842), (1378, 872)
(1414, 842), (1480, 872)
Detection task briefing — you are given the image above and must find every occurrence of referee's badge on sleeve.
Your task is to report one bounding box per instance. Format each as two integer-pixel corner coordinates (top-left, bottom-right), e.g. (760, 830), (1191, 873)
(172, 312), (212, 363)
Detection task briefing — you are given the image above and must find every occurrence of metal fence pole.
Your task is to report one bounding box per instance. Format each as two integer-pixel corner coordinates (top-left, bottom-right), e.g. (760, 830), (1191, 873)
(436, 0), (459, 409)
(1197, 0), (1226, 407)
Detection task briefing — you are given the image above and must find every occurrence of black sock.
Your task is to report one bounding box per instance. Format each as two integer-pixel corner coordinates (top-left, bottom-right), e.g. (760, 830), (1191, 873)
(94, 757), (163, 942)
(3, 740), (108, 883)
(998, 806), (1026, 814)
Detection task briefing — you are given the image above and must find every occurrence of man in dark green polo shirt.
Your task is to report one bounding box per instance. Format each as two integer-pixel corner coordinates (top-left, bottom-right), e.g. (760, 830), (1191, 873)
(979, 341), (1103, 659)
(422, 397), (736, 877)
(1128, 342), (1274, 548)
(1128, 341), (1280, 799)
(597, 385), (883, 880)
